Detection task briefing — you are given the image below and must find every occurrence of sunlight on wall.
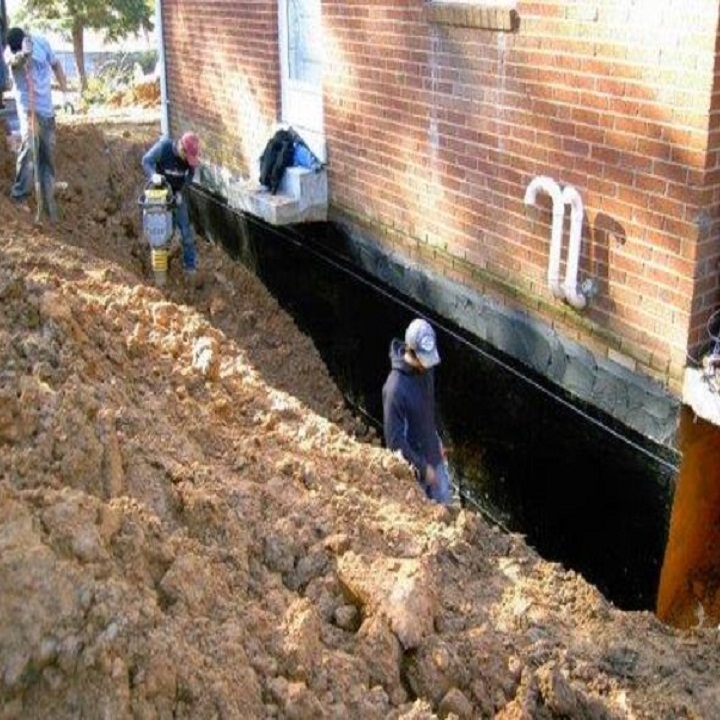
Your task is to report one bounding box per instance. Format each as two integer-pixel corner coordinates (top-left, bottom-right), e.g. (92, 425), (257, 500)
(202, 42), (272, 181)
(228, 76), (272, 180)
(605, 0), (716, 112)
(321, 31), (359, 124)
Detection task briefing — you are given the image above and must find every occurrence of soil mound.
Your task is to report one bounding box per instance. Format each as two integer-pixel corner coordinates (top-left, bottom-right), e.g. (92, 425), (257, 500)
(1, 115), (720, 719)
(107, 78), (160, 108)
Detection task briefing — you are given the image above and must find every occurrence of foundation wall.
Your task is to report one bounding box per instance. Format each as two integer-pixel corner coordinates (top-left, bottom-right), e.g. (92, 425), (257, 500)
(162, 0), (720, 447)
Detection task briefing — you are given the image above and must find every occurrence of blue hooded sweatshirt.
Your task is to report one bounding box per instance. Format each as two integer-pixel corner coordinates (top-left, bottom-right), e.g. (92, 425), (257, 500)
(382, 338), (442, 482)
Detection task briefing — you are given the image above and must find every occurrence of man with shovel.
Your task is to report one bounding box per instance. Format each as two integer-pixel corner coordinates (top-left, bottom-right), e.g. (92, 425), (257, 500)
(4, 26), (67, 222)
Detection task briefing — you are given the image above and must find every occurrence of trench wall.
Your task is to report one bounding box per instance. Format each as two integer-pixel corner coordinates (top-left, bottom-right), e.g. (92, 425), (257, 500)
(161, 0), (720, 426)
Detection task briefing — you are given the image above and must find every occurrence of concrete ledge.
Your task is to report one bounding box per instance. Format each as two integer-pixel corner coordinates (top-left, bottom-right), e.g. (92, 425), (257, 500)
(425, 4), (519, 31)
(266, 165), (328, 224)
(196, 162), (327, 226)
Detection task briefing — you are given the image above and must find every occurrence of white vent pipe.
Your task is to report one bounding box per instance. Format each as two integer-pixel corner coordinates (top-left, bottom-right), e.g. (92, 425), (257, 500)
(561, 185), (587, 309)
(156, 0), (169, 137)
(524, 176), (565, 299)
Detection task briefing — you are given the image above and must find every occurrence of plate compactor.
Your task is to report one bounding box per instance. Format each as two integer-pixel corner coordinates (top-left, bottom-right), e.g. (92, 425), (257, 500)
(139, 179), (175, 286)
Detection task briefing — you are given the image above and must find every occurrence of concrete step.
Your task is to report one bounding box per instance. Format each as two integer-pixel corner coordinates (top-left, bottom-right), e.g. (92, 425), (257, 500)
(204, 163), (328, 226)
(255, 166), (328, 224)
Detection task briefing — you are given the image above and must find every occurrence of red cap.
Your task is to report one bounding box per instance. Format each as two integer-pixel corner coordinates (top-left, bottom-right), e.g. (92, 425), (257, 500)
(180, 131), (200, 167)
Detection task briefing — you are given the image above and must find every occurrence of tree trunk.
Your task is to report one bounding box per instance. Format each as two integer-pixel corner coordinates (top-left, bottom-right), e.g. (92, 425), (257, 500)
(71, 19), (86, 91)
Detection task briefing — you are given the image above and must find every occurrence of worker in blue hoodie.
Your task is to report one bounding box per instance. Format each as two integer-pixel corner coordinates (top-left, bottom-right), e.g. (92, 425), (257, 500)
(382, 318), (451, 505)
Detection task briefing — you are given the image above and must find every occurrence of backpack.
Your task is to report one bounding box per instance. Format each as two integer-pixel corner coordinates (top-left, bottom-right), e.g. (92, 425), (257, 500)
(259, 129), (296, 194)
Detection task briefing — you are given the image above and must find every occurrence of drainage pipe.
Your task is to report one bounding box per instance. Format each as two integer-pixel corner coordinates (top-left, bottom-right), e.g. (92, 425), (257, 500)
(561, 184), (587, 310)
(524, 176), (565, 299)
(156, 0), (169, 136)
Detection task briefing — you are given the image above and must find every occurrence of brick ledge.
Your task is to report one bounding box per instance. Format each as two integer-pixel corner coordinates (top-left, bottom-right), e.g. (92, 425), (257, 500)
(425, 4), (519, 31)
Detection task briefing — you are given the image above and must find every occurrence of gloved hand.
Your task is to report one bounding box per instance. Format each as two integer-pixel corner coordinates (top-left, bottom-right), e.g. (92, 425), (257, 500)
(151, 173), (163, 186)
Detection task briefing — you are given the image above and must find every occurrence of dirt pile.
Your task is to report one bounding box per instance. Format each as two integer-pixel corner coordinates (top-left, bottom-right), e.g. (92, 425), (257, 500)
(107, 78), (160, 109)
(1, 115), (720, 719)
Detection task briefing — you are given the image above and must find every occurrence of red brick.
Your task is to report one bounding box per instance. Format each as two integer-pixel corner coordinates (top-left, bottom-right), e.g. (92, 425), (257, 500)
(161, 0), (720, 387)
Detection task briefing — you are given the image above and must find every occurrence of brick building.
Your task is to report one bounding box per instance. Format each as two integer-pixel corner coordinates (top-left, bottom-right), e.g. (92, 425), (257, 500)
(157, 0), (720, 449)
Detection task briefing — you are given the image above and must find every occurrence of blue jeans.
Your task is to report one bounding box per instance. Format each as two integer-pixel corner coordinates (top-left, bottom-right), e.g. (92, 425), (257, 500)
(12, 113), (57, 221)
(423, 460), (452, 505)
(173, 192), (197, 270)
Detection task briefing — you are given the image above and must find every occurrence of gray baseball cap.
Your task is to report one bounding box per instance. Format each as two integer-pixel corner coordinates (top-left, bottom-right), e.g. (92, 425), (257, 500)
(405, 318), (440, 368)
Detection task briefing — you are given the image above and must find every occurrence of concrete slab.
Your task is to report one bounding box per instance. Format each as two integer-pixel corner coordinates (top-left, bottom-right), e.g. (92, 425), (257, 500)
(198, 161), (327, 226)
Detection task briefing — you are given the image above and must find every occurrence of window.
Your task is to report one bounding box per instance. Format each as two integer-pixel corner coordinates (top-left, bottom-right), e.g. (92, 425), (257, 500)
(287, 0), (322, 85)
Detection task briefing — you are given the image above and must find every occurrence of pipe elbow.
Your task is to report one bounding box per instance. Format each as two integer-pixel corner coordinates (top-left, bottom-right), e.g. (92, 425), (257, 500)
(524, 175), (563, 208)
(564, 289), (587, 309)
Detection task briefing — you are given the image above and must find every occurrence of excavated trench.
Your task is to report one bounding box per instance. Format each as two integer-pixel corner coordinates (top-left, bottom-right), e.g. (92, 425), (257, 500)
(191, 188), (715, 616)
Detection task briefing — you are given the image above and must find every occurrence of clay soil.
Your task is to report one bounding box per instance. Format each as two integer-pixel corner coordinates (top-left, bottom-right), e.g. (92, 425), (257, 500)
(2, 109), (720, 720)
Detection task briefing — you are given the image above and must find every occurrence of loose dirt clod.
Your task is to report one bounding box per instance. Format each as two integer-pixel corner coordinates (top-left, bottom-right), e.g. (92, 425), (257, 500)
(1, 111), (719, 719)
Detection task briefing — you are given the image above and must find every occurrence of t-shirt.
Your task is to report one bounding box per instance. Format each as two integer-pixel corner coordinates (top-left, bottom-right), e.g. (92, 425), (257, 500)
(4, 34), (57, 120)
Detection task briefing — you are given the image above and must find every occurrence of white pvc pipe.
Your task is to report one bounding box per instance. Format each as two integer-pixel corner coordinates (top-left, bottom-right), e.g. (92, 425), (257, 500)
(156, 0), (169, 137)
(524, 176), (565, 299)
(561, 185), (587, 309)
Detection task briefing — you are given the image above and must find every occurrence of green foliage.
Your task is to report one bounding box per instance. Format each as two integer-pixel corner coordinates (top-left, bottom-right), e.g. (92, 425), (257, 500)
(80, 75), (111, 105)
(81, 49), (157, 105)
(15, 0), (154, 43)
(13, 0), (155, 90)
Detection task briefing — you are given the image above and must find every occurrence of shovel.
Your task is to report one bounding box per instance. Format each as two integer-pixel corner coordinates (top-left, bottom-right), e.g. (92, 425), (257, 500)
(25, 61), (44, 223)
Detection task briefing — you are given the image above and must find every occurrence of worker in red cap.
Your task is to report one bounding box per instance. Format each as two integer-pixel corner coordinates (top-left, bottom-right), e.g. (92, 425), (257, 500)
(141, 131), (202, 283)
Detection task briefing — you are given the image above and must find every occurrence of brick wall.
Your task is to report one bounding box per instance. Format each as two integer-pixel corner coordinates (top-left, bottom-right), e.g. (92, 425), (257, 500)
(161, 0), (720, 393)
(161, 0), (281, 178)
(698, 24), (720, 354)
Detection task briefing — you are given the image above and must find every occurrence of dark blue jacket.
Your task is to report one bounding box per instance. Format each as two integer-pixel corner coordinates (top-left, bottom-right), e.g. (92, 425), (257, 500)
(382, 339), (442, 481)
(141, 137), (194, 194)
